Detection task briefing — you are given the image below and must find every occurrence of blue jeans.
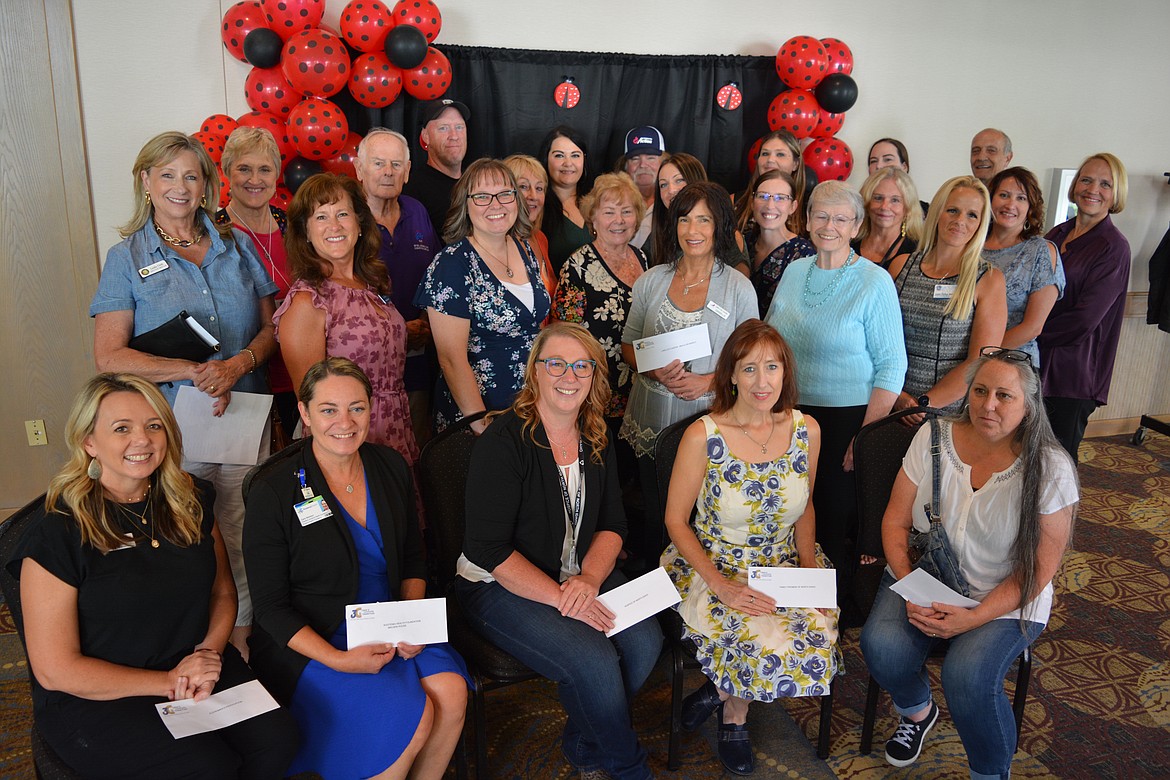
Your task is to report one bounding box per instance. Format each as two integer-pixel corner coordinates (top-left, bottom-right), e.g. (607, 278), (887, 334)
(455, 570), (663, 780)
(860, 572), (1043, 778)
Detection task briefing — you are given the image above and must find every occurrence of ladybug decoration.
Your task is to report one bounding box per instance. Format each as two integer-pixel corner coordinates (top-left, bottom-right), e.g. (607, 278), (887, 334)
(776, 35), (828, 90)
(716, 82), (742, 111)
(554, 77), (580, 109)
(820, 37), (854, 76)
(767, 89), (821, 139)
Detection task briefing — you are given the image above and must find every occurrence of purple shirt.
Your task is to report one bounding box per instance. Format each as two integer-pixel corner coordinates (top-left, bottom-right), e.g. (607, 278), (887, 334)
(1039, 215), (1130, 404)
(378, 195), (440, 392)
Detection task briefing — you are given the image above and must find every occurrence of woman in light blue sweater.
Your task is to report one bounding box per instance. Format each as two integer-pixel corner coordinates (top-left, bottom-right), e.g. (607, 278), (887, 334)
(765, 180), (906, 604)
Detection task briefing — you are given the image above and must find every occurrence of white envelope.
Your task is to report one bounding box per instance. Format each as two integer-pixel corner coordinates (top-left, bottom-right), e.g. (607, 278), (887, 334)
(345, 597), (449, 649)
(632, 323), (712, 373)
(173, 386), (272, 465)
(596, 567), (681, 637)
(155, 679), (279, 739)
(747, 566), (838, 609)
(888, 568), (980, 608)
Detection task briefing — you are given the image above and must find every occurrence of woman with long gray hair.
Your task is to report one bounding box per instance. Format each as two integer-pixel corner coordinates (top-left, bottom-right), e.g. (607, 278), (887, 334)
(860, 347), (1077, 777)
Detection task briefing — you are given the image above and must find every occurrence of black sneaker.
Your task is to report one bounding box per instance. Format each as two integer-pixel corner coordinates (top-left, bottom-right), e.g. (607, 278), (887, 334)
(884, 701), (939, 767)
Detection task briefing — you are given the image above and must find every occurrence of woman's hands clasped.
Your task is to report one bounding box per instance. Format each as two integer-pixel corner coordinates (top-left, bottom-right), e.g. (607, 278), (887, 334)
(651, 359), (709, 402)
(168, 648), (223, 701)
(906, 601), (982, 639)
(558, 574), (615, 632)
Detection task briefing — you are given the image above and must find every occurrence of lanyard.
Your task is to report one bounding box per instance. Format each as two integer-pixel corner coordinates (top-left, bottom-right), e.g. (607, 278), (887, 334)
(556, 438), (585, 567)
(297, 468), (313, 500)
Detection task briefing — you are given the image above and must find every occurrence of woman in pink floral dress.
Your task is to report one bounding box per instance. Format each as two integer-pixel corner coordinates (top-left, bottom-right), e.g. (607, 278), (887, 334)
(273, 174), (419, 472)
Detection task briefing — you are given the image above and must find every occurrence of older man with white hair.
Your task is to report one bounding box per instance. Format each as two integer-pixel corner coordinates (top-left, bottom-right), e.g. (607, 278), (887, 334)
(355, 127), (441, 444)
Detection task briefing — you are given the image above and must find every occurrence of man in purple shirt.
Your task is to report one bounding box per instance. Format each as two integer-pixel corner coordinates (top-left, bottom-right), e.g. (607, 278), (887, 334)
(355, 127), (441, 445)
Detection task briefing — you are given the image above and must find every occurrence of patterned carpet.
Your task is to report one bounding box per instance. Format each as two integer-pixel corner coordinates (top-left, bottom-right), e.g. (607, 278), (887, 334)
(1, 433), (1168, 778)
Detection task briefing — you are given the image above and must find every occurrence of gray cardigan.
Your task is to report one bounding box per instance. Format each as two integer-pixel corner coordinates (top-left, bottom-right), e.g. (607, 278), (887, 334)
(619, 262), (758, 455)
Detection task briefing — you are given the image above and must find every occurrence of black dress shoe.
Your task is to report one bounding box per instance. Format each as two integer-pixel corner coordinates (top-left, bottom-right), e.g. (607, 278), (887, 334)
(717, 708), (755, 775)
(681, 679), (721, 731)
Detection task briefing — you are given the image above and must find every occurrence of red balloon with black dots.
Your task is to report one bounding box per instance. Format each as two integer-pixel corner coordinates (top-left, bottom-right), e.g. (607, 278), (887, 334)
(287, 98), (350, 160)
(281, 28), (350, 97)
(321, 132), (364, 179)
(776, 35), (828, 90)
(236, 110), (295, 166)
(803, 137), (853, 182)
(820, 37), (854, 75)
(192, 130), (228, 166)
(272, 183), (293, 209)
(349, 52), (403, 108)
(201, 114), (239, 138)
(402, 47), (451, 100)
(215, 166), (231, 207)
(811, 110), (845, 139)
(245, 66), (301, 117)
(747, 136), (764, 173)
(767, 90), (820, 139)
(340, 0), (394, 53)
(392, 0), (442, 43)
(261, 0), (326, 41)
(221, 2), (269, 62)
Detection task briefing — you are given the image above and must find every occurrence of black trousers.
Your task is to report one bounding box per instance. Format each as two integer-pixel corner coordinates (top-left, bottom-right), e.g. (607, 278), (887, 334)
(1044, 396), (1098, 463)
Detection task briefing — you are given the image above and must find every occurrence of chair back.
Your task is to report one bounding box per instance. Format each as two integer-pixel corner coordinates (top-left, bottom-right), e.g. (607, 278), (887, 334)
(653, 411), (707, 519)
(852, 407), (940, 559)
(418, 412), (487, 591)
(242, 437), (311, 503)
(0, 494), (47, 646)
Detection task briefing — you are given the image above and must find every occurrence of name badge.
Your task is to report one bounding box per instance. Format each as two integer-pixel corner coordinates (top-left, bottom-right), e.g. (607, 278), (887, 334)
(933, 284), (956, 300)
(706, 301), (730, 320)
(139, 259), (169, 279)
(294, 496), (333, 527)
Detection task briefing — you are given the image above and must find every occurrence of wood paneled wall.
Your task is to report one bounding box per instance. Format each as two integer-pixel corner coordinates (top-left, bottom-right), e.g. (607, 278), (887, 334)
(0, 0), (100, 509)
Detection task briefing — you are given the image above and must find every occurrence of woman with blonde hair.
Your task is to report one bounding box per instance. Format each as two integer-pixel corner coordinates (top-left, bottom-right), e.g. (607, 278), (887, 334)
(8, 373), (297, 778)
(456, 322), (662, 780)
(854, 167), (924, 268)
(1039, 152), (1130, 460)
(889, 176), (1006, 420)
(504, 153), (557, 304)
(90, 130), (278, 657)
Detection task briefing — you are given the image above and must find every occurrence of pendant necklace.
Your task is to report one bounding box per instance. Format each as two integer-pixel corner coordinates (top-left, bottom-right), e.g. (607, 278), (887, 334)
(680, 262), (711, 296)
(732, 413), (776, 455)
(116, 491), (159, 548)
(476, 238), (515, 278)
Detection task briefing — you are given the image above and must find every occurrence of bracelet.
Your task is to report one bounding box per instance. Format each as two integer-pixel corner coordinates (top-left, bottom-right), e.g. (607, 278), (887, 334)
(241, 348), (257, 373)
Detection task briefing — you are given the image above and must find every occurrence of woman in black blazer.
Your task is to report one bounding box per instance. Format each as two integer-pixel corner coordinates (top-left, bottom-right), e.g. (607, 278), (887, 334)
(244, 357), (468, 780)
(455, 322), (663, 780)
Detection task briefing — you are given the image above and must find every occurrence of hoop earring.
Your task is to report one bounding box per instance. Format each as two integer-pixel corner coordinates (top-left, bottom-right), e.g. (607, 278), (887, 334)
(87, 458), (102, 480)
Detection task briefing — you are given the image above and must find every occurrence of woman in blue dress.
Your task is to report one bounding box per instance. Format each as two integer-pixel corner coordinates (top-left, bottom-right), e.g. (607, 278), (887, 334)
(244, 358), (469, 779)
(415, 158), (550, 434)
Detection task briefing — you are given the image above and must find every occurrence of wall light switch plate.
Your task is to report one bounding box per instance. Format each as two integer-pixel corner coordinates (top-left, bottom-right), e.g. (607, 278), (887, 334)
(26, 419), (47, 446)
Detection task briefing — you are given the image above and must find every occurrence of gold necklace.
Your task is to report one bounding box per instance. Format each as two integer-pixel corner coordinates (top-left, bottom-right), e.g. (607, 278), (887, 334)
(228, 205), (285, 287)
(732, 413), (776, 455)
(546, 428), (578, 460)
(155, 224), (205, 248)
(474, 237), (515, 278)
(115, 496), (159, 548)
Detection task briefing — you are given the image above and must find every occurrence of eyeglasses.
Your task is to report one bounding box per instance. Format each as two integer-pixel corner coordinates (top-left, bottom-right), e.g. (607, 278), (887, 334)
(537, 358), (596, 378)
(809, 212), (856, 227)
(754, 192), (793, 204)
(980, 346), (1033, 366)
(467, 190), (517, 207)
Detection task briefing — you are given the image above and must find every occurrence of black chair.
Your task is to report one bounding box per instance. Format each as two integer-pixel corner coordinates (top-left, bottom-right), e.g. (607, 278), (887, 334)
(0, 495), (83, 780)
(852, 408), (1031, 755)
(418, 412), (537, 780)
(653, 412), (835, 763)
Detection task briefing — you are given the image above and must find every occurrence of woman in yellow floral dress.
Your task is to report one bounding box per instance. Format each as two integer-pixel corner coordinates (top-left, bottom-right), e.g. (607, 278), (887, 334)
(662, 320), (841, 775)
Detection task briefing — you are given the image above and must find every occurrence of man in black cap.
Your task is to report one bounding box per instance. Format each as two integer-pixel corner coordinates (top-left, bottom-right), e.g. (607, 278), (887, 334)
(404, 98), (469, 240)
(621, 125), (665, 249)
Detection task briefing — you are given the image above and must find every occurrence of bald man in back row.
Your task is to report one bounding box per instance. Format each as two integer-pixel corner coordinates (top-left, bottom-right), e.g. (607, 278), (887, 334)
(970, 128), (1013, 186)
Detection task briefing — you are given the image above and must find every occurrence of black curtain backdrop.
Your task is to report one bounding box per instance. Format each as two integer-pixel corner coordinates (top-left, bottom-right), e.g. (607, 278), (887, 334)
(342, 44), (786, 194)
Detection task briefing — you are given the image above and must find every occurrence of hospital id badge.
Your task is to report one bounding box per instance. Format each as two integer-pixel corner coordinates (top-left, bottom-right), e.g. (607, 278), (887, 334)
(294, 496), (333, 526)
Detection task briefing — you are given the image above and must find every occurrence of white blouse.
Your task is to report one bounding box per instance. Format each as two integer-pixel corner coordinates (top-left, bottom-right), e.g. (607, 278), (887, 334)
(901, 420), (1078, 624)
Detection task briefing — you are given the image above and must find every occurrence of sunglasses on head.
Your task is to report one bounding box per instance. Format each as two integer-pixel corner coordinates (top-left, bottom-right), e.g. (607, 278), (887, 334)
(979, 346), (1033, 366)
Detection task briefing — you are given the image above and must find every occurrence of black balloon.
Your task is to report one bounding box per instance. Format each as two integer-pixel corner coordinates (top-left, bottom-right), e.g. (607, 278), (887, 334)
(284, 157), (323, 194)
(243, 28), (283, 69)
(814, 73), (858, 114)
(384, 24), (427, 70)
